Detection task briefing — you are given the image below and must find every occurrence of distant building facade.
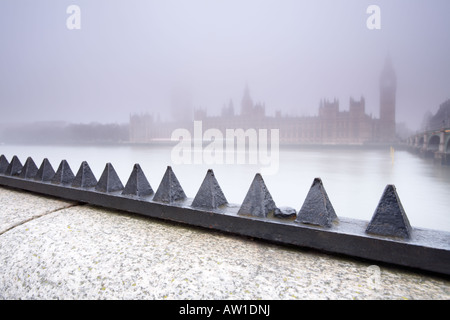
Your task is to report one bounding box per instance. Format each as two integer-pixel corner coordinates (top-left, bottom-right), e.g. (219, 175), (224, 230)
(130, 57), (397, 145)
(422, 99), (450, 131)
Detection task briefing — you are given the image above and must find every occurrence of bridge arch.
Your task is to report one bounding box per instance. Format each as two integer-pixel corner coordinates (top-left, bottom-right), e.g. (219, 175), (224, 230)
(428, 135), (440, 151)
(446, 135), (450, 153)
(418, 136), (425, 148)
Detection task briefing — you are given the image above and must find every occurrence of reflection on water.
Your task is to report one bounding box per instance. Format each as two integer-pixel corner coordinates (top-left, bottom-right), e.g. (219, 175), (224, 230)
(1, 144), (449, 232)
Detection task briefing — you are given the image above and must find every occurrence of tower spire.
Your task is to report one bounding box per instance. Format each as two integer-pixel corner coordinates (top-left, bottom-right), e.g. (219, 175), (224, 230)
(241, 83), (254, 117)
(379, 55), (397, 142)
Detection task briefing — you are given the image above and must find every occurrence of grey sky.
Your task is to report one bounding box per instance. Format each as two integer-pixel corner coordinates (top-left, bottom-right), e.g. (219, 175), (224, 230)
(0, 0), (449, 130)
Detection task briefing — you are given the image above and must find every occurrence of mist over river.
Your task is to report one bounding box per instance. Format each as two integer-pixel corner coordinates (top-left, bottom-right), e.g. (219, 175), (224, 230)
(1, 144), (449, 232)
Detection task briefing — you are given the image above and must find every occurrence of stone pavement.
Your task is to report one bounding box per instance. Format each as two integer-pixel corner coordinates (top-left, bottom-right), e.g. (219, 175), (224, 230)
(0, 186), (449, 300)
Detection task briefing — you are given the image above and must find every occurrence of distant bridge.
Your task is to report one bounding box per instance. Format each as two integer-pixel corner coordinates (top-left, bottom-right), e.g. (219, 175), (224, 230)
(406, 127), (450, 164)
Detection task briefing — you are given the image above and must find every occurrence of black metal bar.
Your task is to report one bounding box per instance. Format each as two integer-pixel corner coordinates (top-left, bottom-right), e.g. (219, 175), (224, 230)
(0, 155), (449, 276)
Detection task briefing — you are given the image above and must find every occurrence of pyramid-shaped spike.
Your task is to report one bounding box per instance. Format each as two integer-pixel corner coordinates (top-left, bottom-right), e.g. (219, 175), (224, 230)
(4, 155), (22, 176)
(238, 173), (278, 218)
(366, 185), (412, 239)
(0, 155), (9, 174)
(51, 160), (75, 185)
(19, 157), (38, 179)
(95, 163), (124, 193)
(122, 163), (153, 197)
(295, 178), (338, 228)
(153, 166), (186, 203)
(191, 169), (228, 209)
(72, 161), (98, 188)
(34, 158), (56, 182)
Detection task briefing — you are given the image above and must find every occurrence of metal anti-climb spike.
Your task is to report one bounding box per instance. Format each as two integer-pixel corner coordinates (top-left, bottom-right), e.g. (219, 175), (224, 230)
(0, 155), (9, 174)
(95, 163), (124, 193)
(19, 157), (38, 179)
(4, 155), (22, 176)
(191, 169), (228, 209)
(122, 163), (153, 197)
(51, 160), (75, 185)
(295, 178), (338, 228)
(366, 184), (412, 239)
(238, 173), (278, 218)
(72, 161), (98, 189)
(34, 158), (56, 182)
(153, 166), (186, 204)
(0, 157), (449, 276)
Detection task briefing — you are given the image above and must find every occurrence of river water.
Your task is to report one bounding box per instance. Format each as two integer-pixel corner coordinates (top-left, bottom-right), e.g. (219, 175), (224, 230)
(1, 143), (449, 232)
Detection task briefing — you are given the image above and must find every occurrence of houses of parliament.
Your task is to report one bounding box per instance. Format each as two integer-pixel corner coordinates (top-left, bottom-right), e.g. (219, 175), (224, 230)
(129, 57), (397, 145)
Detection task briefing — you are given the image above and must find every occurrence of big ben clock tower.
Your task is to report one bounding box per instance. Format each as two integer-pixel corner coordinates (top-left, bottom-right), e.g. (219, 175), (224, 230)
(379, 56), (397, 142)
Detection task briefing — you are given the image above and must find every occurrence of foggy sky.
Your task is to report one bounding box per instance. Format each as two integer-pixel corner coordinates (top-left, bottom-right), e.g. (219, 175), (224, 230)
(0, 0), (449, 130)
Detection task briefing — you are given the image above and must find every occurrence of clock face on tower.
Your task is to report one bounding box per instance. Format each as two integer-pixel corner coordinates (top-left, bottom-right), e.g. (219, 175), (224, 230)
(381, 76), (396, 91)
